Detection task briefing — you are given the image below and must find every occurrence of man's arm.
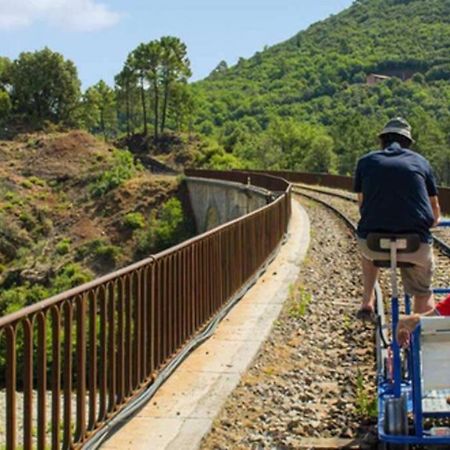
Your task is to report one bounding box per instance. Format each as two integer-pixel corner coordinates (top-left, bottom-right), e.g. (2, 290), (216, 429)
(430, 196), (441, 227)
(354, 159), (363, 211)
(357, 193), (363, 209)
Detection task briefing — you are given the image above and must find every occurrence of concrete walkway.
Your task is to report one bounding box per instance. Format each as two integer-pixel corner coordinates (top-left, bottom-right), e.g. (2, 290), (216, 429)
(101, 199), (310, 450)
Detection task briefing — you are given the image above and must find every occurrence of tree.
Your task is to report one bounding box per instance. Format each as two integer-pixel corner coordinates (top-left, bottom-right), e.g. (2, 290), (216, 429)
(125, 37), (192, 140)
(0, 91), (11, 125)
(128, 47), (150, 136)
(129, 42), (163, 139)
(266, 119), (311, 169)
(81, 80), (117, 140)
(0, 57), (11, 90)
(9, 48), (80, 127)
(115, 63), (138, 137)
(169, 83), (195, 132)
(209, 60), (228, 79)
(159, 37), (191, 134)
(302, 135), (337, 173)
(0, 58), (12, 126)
(146, 41), (163, 139)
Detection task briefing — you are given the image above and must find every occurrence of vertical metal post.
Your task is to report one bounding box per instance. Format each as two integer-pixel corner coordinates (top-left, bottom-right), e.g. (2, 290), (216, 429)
(411, 325), (424, 437)
(390, 240), (402, 398)
(390, 241), (398, 299)
(405, 294), (413, 384)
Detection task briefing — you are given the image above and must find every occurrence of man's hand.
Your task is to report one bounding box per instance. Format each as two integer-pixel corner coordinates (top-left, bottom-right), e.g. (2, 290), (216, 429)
(430, 196), (441, 227)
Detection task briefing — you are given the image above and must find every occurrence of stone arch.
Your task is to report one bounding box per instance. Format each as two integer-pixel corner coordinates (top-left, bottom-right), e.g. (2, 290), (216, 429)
(231, 204), (242, 220)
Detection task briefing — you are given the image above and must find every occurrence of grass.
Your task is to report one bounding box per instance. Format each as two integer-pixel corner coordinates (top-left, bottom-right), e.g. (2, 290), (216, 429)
(342, 313), (352, 332)
(288, 285), (312, 319)
(262, 366), (276, 376)
(355, 370), (377, 418)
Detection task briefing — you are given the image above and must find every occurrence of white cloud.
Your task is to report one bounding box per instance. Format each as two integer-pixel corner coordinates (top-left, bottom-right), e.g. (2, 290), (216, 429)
(0, 0), (121, 31)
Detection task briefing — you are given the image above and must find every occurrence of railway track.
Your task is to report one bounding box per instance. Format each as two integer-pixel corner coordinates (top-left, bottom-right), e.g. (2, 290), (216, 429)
(203, 187), (450, 449)
(293, 184), (450, 338)
(294, 185), (450, 449)
(294, 184), (450, 257)
(291, 189), (390, 412)
(202, 194), (383, 449)
(294, 185), (450, 300)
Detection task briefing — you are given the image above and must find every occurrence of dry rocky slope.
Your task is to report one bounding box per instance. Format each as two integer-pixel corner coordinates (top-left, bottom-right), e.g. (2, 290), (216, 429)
(202, 197), (377, 450)
(0, 130), (190, 315)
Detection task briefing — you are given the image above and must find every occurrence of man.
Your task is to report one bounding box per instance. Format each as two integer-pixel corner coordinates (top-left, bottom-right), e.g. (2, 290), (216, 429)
(354, 117), (441, 322)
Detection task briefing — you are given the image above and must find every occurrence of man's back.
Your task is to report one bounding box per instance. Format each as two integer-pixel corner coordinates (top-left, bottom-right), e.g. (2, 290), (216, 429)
(355, 117), (441, 320)
(354, 143), (437, 243)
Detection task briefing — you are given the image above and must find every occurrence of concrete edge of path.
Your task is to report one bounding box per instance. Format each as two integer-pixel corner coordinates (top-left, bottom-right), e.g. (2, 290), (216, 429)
(101, 199), (310, 450)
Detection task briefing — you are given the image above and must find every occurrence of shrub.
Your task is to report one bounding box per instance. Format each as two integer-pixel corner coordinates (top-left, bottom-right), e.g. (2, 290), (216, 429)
(56, 238), (71, 255)
(135, 198), (188, 256)
(51, 263), (92, 292)
(0, 283), (49, 315)
(20, 179), (33, 189)
(4, 191), (23, 205)
(29, 176), (46, 187)
(19, 211), (35, 231)
(89, 150), (137, 198)
(123, 212), (145, 230)
(153, 198), (185, 249)
(77, 239), (121, 267)
(40, 218), (53, 235)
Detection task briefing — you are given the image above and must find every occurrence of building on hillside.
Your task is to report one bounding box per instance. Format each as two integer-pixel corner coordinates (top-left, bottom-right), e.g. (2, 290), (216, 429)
(366, 69), (416, 85)
(366, 73), (392, 85)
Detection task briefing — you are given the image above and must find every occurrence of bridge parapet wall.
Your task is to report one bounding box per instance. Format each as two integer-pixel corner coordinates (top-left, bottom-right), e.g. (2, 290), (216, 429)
(185, 177), (271, 233)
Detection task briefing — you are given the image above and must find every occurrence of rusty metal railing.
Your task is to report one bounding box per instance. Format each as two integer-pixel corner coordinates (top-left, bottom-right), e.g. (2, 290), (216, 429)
(0, 170), (291, 449)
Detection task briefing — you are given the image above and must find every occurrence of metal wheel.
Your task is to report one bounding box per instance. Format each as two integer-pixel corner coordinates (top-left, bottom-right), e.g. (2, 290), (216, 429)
(383, 396), (409, 450)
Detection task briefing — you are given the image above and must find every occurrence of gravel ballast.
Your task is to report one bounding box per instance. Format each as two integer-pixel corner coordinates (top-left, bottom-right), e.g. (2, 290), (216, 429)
(201, 196), (378, 449)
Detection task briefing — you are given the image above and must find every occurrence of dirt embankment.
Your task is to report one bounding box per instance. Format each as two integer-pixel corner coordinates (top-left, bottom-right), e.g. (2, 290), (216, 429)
(0, 130), (190, 313)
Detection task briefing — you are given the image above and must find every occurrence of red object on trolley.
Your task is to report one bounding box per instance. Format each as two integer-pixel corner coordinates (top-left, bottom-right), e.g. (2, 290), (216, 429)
(436, 295), (450, 316)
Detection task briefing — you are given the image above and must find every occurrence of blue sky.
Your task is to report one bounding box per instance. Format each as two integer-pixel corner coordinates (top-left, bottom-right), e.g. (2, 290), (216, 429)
(0, 0), (354, 89)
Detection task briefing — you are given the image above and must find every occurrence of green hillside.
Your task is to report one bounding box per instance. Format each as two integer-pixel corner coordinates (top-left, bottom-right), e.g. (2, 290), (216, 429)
(0, 131), (194, 315)
(193, 0), (450, 181)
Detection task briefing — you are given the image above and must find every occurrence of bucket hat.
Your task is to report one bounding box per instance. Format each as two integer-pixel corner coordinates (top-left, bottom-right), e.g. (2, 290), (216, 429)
(379, 117), (414, 143)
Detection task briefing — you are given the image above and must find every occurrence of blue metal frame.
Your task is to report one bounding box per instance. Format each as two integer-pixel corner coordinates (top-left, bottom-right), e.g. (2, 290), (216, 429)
(378, 220), (450, 445)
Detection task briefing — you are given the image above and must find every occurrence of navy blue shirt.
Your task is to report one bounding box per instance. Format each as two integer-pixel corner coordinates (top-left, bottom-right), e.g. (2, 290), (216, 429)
(354, 143), (438, 243)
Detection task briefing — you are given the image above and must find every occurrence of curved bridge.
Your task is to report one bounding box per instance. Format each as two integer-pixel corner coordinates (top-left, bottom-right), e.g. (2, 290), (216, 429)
(0, 170), (291, 450)
(1, 169), (450, 449)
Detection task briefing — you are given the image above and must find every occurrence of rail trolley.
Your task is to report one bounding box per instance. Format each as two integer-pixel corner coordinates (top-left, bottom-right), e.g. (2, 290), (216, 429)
(374, 220), (450, 449)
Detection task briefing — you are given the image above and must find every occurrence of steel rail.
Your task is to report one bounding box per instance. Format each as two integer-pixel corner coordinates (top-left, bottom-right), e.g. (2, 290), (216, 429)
(293, 188), (388, 374)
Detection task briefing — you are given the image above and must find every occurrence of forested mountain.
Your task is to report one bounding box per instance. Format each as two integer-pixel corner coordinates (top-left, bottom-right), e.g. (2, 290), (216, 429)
(1, 0), (449, 181)
(193, 0), (450, 181)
